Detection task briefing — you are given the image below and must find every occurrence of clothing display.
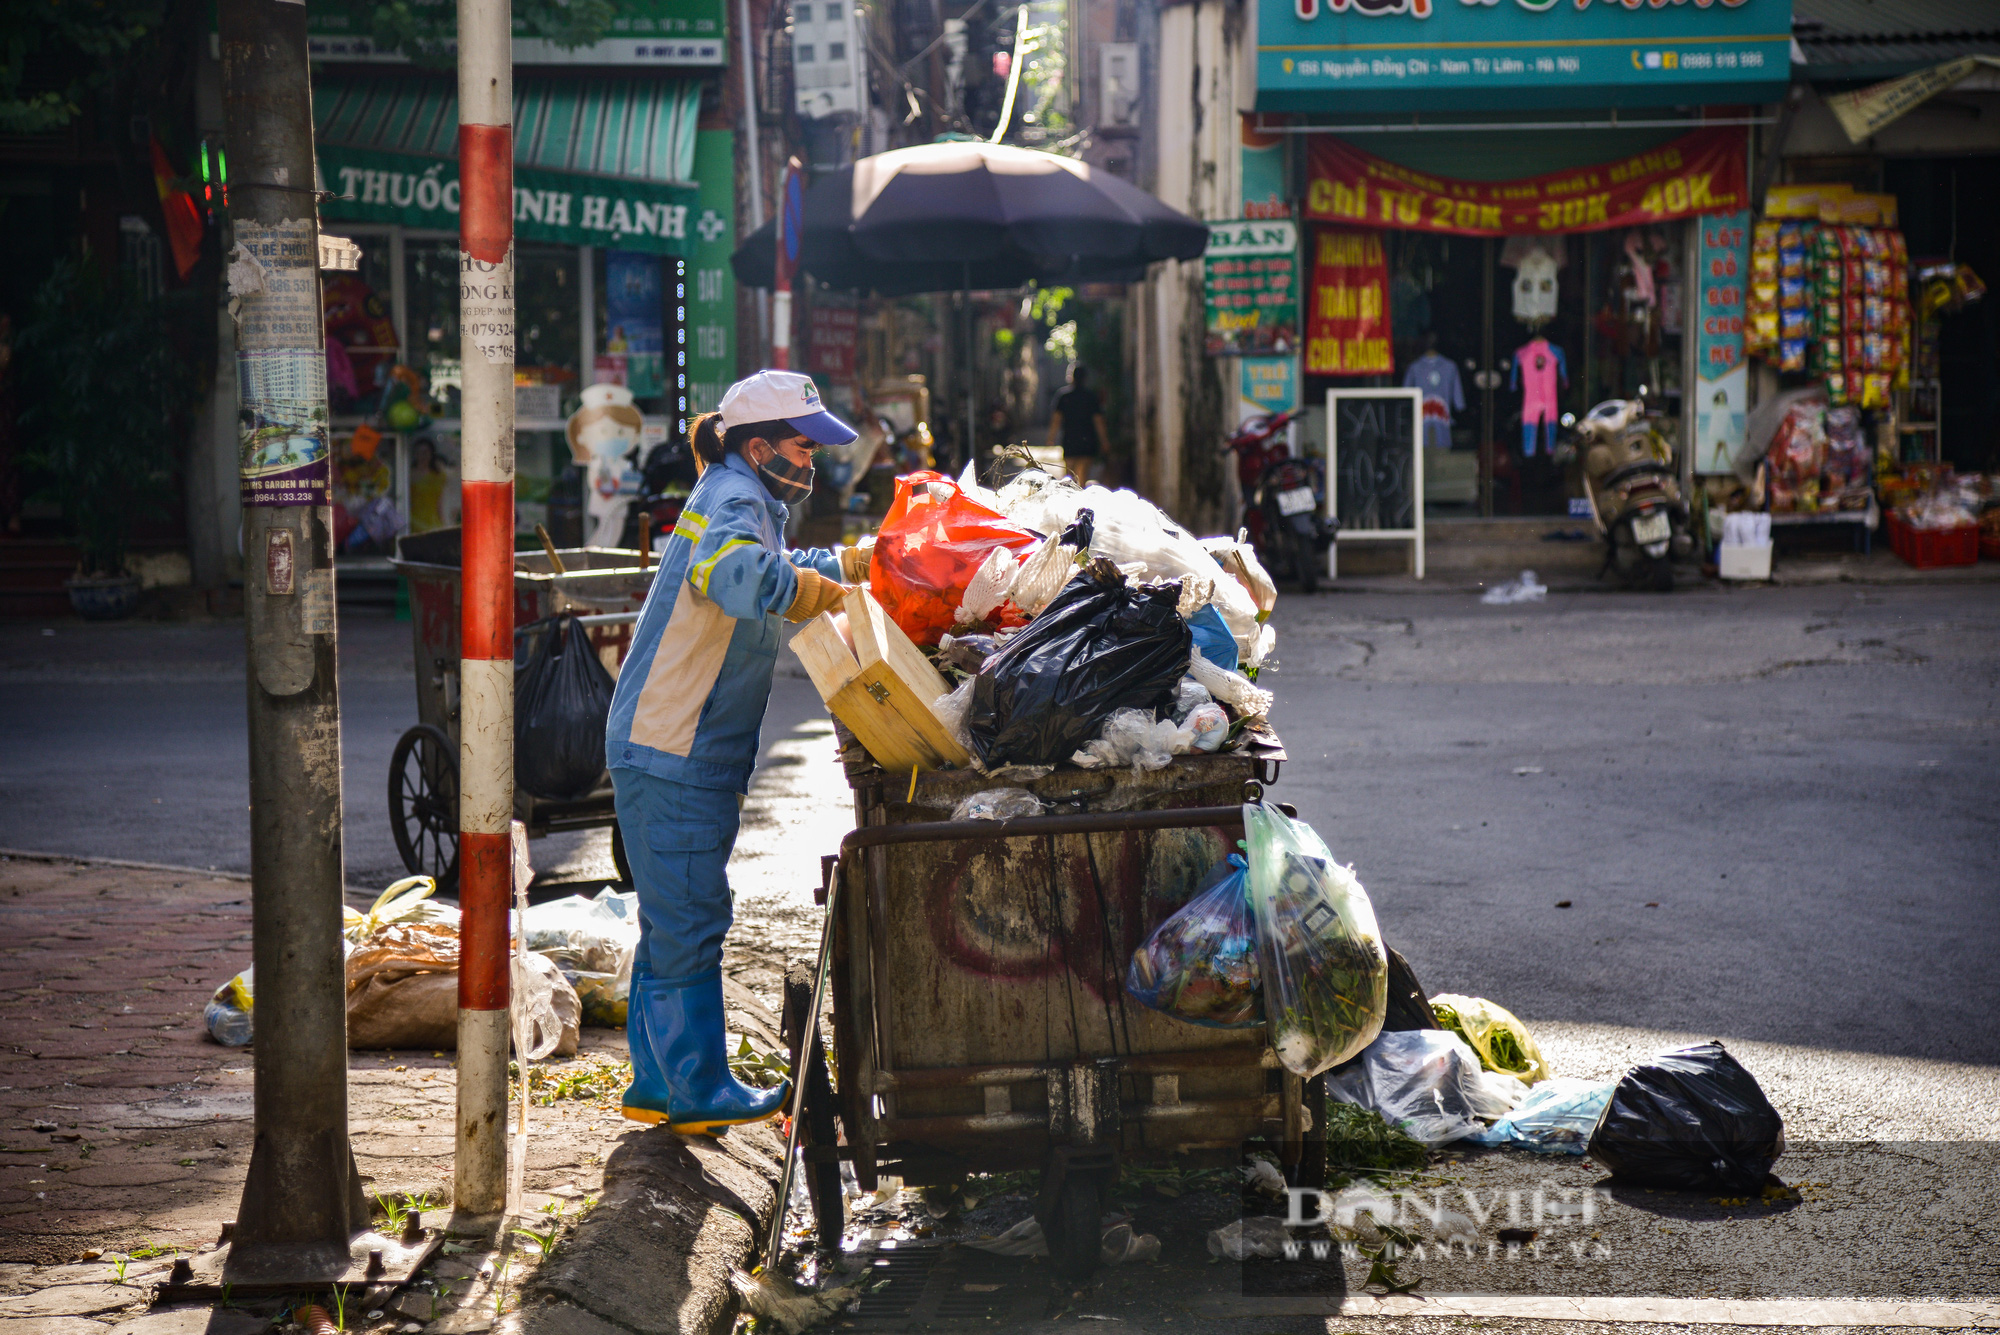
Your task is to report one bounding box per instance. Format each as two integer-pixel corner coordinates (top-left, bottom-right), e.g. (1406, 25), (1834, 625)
(1509, 338), (1568, 457)
(1513, 249), (1560, 324)
(1402, 351), (1466, 453)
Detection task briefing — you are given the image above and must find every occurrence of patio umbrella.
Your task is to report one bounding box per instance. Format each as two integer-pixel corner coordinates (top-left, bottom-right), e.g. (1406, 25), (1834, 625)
(730, 142), (1209, 294)
(730, 143), (1208, 462)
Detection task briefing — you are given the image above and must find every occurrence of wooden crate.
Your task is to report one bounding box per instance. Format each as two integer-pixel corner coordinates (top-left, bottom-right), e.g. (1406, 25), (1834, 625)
(790, 587), (972, 773)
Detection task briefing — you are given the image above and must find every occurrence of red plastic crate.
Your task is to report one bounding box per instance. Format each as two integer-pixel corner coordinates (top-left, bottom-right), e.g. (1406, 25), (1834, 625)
(1897, 523), (1978, 569)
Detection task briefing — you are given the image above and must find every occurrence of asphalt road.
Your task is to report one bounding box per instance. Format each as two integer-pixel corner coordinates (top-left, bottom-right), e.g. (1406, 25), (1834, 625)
(4, 582), (1993, 1073)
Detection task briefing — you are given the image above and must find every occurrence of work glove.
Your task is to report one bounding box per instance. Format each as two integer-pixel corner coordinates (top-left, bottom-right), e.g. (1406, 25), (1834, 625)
(838, 537), (876, 584)
(784, 567), (852, 623)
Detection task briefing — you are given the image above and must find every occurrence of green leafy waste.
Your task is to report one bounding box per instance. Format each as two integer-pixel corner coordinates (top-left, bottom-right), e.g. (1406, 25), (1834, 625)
(1322, 1100), (1430, 1173)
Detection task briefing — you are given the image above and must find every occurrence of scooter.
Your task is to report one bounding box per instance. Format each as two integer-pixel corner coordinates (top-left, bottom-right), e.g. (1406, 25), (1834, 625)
(1227, 407), (1338, 592)
(629, 432), (703, 552)
(1563, 397), (1693, 591)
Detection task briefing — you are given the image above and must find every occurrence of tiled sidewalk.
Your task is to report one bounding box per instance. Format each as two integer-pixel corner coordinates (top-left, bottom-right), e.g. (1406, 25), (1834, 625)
(0, 853), (635, 1331)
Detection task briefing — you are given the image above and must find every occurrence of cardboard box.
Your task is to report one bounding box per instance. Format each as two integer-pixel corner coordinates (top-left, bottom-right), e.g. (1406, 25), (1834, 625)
(790, 587), (972, 773)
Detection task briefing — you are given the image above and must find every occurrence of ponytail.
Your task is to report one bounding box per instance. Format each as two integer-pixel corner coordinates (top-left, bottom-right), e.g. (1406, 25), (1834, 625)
(689, 411), (726, 469)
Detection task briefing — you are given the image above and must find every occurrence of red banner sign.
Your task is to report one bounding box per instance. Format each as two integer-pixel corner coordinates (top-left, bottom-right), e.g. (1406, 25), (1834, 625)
(1306, 127), (1747, 238)
(1305, 228), (1393, 377)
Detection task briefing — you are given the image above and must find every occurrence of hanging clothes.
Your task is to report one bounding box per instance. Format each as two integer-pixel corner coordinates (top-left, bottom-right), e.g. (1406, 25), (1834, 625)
(1401, 352), (1465, 454)
(1509, 338), (1568, 457)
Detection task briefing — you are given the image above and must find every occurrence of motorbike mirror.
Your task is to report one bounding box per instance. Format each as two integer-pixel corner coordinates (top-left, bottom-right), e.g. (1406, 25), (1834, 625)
(1560, 412), (1576, 428)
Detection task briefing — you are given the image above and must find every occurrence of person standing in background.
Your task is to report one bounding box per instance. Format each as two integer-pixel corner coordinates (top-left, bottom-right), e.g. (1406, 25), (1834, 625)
(1047, 364), (1111, 485)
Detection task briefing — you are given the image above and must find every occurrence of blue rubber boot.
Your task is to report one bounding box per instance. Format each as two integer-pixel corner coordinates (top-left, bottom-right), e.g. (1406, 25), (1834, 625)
(619, 961), (677, 1125)
(635, 969), (788, 1135)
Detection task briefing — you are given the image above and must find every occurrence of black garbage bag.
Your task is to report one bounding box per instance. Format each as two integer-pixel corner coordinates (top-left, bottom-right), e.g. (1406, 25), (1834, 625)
(966, 560), (1193, 769)
(1587, 1040), (1784, 1192)
(515, 614), (616, 800)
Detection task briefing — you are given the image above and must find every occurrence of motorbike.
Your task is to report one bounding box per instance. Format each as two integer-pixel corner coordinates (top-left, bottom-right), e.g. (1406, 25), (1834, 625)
(1561, 397), (1693, 591)
(626, 432), (703, 552)
(1226, 407), (1338, 592)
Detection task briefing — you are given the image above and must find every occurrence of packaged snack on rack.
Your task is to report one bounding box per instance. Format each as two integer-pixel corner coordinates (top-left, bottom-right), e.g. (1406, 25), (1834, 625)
(1779, 337), (1808, 373)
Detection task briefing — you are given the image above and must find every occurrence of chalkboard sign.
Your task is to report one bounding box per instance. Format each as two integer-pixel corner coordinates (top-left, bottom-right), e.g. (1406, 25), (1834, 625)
(1326, 388), (1425, 579)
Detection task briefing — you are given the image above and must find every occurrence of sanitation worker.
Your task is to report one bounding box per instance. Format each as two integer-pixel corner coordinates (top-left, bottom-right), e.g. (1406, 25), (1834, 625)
(606, 370), (871, 1133)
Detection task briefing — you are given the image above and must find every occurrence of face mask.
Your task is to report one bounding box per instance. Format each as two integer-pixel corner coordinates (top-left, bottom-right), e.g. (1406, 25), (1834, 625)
(755, 444), (815, 505)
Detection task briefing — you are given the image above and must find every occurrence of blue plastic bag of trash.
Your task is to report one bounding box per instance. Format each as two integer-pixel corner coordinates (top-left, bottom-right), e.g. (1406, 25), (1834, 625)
(1472, 1077), (1615, 1155)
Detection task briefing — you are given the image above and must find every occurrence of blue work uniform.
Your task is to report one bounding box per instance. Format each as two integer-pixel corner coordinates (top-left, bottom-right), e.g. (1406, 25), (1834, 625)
(606, 451), (842, 985)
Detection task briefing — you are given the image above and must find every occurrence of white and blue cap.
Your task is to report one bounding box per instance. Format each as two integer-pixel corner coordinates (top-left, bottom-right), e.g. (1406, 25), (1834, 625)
(718, 370), (857, 447)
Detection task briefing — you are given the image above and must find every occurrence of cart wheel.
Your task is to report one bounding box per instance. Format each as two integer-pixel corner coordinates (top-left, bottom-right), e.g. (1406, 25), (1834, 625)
(1047, 1173), (1102, 1282)
(389, 724), (459, 893)
(782, 962), (844, 1249)
(610, 821), (633, 884)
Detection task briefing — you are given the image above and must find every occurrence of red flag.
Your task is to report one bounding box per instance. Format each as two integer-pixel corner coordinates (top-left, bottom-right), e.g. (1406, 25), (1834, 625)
(149, 137), (205, 279)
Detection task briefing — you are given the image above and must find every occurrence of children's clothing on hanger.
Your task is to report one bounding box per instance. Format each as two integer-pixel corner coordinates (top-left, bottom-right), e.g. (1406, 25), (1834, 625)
(1509, 338), (1568, 457)
(1512, 249), (1559, 324)
(1401, 352), (1465, 454)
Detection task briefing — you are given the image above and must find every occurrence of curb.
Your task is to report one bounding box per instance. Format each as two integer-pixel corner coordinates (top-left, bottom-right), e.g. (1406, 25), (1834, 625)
(0, 847), (252, 881)
(511, 1121), (785, 1335)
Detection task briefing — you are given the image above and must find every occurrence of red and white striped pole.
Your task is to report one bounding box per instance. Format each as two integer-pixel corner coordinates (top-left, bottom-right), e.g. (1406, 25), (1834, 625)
(455, 0), (515, 1220)
(771, 160), (800, 369)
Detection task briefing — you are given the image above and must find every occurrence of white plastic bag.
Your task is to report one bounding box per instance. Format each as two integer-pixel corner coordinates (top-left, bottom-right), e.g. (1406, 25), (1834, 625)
(932, 678), (976, 756)
(1006, 518), (1091, 615)
(951, 788), (1045, 821)
(519, 886), (639, 974)
(956, 546), (1021, 626)
(512, 951), (582, 1061)
(1200, 537), (1279, 620)
(1328, 1028), (1526, 1147)
(1188, 651), (1274, 718)
(997, 481), (1268, 667)
(1206, 1216), (1293, 1260)
(1480, 570), (1548, 605)
(1071, 707), (1189, 772)
(1185, 701), (1229, 752)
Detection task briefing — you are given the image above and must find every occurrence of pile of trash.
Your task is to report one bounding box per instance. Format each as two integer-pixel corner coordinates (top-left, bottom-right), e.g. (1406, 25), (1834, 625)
(856, 466), (1279, 779)
(204, 877), (642, 1051)
(1121, 808), (1788, 1192)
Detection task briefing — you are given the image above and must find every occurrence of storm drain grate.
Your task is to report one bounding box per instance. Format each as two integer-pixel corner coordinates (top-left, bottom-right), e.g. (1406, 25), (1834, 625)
(841, 1243), (1050, 1331)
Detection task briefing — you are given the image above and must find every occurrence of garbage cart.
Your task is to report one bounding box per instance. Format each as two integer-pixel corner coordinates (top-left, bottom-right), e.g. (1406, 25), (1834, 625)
(785, 729), (1321, 1277)
(386, 527), (655, 891)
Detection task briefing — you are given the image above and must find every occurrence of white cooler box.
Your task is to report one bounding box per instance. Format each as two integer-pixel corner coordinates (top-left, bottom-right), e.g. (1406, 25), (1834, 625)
(1718, 543), (1773, 581)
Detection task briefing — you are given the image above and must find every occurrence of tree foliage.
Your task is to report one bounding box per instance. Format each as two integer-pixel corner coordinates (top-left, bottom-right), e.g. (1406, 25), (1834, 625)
(356, 0), (618, 65)
(0, 0), (170, 133)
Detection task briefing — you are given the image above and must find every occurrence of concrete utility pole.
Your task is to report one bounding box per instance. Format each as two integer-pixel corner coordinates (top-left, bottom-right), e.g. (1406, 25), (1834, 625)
(218, 0), (368, 1266)
(454, 0), (517, 1220)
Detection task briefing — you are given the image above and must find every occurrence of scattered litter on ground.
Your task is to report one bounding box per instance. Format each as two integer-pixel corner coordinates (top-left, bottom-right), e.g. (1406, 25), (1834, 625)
(1474, 1077), (1615, 1154)
(1588, 1040), (1785, 1191)
(1206, 1216), (1292, 1260)
(1430, 993), (1550, 1083)
(1328, 1028), (1524, 1147)
(1480, 571), (1548, 604)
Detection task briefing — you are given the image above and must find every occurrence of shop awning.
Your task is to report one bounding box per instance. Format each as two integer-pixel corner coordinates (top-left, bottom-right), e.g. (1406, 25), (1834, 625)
(314, 74), (702, 256)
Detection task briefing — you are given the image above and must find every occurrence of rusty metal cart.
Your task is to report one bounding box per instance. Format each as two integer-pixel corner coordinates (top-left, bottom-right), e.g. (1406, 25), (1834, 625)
(387, 527), (657, 890)
(784, 732), (1323, 1277)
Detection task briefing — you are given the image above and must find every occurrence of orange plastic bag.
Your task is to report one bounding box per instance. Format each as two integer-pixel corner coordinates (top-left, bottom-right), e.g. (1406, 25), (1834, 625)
(869, 472), (1041, 646)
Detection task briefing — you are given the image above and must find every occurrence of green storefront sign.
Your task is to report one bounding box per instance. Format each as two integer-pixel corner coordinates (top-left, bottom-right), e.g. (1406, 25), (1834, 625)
(318, 145), (699, 258)
(686, 129), (737, 414)
(1256, 0), (1792, 113)
(306, 0), (725, 64)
